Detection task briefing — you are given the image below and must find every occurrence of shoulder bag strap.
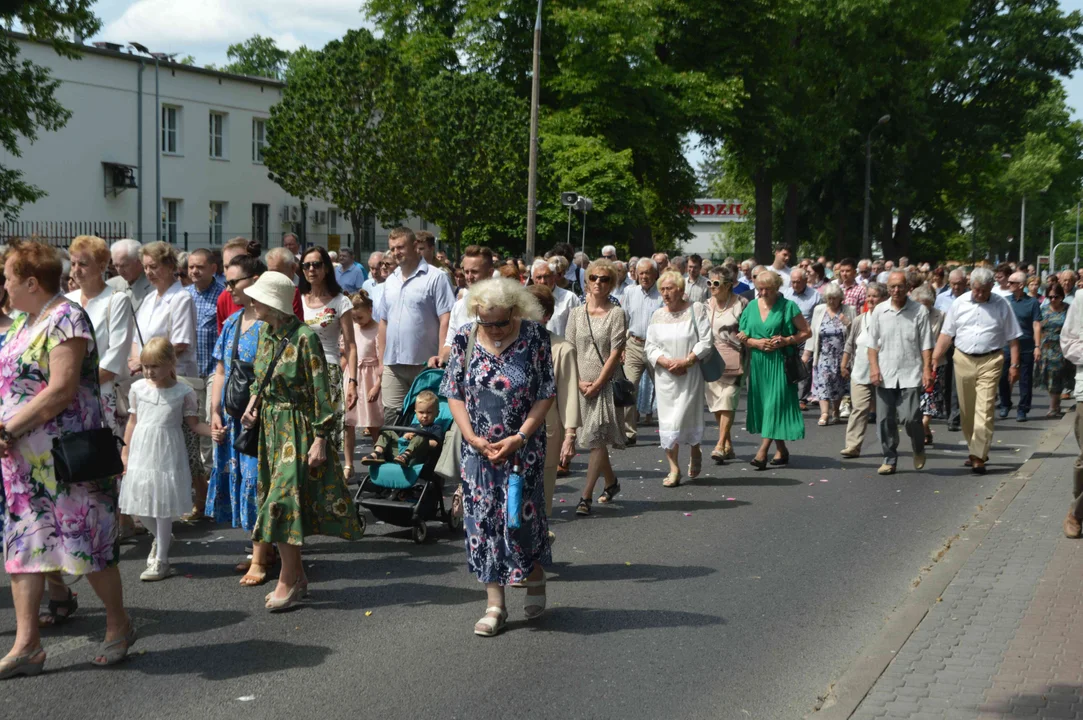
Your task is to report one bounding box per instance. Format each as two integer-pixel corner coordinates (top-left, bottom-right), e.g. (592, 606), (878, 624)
(231, 313), (242, 365)
(249, 324), (299, 405)
(130, 293), (145, 348)
(584, 308), (608, 367)
(47, 302), (108, 433)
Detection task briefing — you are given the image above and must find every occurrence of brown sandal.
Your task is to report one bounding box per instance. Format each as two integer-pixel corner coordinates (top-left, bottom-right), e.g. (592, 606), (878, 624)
(240, 563), (271, 586)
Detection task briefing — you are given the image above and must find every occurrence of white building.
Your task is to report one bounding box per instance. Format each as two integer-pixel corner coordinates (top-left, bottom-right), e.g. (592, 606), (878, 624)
(680, 198), (749, 259)
(0, 32), (431, 254)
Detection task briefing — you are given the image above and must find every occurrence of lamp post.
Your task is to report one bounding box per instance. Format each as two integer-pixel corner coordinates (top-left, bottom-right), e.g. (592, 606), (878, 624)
(524, 0), (543, 262)
(861, 114), (891, 259)
(1075, 200), (1080, 270)
(129, 42), (160, 242)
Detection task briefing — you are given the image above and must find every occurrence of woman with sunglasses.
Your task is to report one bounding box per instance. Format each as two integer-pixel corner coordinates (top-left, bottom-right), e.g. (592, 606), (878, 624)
(564, 259), (627, 515)
(1038, 283), (1071, 416)
(206, 253), (272, 584)
(704, 265), (748, 463)
(299, 246), (358, 463)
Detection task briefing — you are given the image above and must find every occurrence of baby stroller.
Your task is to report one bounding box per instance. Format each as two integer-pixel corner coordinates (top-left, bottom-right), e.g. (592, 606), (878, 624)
(353, 368), (461, 543)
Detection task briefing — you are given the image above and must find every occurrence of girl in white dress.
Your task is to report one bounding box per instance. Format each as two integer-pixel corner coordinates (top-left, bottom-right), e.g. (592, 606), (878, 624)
(120, 338), (212, 582)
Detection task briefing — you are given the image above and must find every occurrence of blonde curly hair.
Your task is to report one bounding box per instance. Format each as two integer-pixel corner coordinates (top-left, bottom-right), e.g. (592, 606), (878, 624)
(465, 277), (543, 322)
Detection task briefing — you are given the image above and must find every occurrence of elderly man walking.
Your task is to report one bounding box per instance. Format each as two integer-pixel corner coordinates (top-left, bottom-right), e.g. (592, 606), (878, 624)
(997, 271), (1042, 422)
(866, 272), (934, 474)
(785, 267), (821, 409)
(840, 282), (887, 457)
(376, 227), (456, 417)
(620, 258), (663, 445)
(933, 268), (1022, 475)
(107, 238), (153, 311)
(532, 257), (581, 336)
(936, 268), (969, 430)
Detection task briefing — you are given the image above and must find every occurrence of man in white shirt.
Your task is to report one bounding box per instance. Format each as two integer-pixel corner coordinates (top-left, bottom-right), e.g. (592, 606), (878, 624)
(784, 268), (821, 407)
(840, 282), (887, 457)
(685, 254), (710, 304)
(867, 272), (934, 474)
(620, 258), (663, 444)
(106, 239), (153, 312)
(1056, 293), (1083, 537)
(437, 245), (493, 366)
(531, 258), (581, 336)
(992, 263), (1014, 297)
(857, 259), (873, 285)
(283, 233), (301, 261)
(932, 268), (1022, 474)
(361, 251), (384, 296)
(600, 245), (618, 261)
(765, 243), (793, 289)
(936, 268), (969, 431)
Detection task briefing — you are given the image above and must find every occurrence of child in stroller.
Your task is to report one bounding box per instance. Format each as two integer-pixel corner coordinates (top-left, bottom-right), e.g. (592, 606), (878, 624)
(361, 390), (445, 468)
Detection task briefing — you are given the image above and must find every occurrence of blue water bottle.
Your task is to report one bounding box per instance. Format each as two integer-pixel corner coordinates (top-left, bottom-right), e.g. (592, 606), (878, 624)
(507, 462), (523, 529)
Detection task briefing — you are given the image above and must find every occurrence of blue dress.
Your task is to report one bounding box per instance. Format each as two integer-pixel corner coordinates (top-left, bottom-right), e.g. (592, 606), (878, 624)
(441, 320), (556, 585)
(205, 310), (264, 529)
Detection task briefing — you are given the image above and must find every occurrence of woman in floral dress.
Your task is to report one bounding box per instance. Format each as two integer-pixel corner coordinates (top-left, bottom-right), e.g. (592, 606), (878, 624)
(914, 285), (945, 443)
(803, 284), (854, 425)
(206, 254), (268, 583)
(1038, 284), (1071, 416)
(442, 278), (555, 637)
(240, 272), (360, 613)
(0, 240), (134, 675)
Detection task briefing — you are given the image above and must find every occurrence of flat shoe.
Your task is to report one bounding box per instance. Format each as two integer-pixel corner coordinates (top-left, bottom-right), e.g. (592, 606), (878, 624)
(265, 582), (304, 612)
(523, 579), (547, 619)
(0, 648), (45, 679)
(688, 449), (702, 478)
(474, 606), (508, 637)
(663, 472), (681, 487)
(598, 481), (621, 503)
(749, 457), (767, 471)
(710, 450), (726, 465)
(92, 623), (136, 666)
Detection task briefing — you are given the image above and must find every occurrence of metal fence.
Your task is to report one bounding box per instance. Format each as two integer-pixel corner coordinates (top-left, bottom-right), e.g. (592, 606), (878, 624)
(0, 221), (130, 248)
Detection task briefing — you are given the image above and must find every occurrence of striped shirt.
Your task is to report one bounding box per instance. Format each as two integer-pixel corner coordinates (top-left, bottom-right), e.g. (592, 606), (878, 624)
(621, 284), (663, 338)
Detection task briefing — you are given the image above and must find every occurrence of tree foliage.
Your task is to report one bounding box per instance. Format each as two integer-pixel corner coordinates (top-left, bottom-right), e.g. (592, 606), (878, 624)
(223, 34), (291, 79)
(0, 0), (100, 220)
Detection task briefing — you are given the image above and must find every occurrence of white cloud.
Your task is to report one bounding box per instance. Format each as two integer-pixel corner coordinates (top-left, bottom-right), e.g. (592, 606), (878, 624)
(96, 0), (370, 65)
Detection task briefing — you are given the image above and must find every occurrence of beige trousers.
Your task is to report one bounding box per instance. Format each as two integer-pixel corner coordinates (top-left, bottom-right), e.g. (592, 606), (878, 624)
(381, 364), (425, 419)
(1071, 405), (1083, 520)
(843, 382), (874, 453)
(953, 349), (1004, 461)
(621, 339), (652, 439)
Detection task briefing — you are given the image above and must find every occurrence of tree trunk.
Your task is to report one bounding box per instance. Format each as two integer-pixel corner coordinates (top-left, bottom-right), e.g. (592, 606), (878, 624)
(300, 200), (309, 250)
(784, 183), (798, 248)
(629, 224), (654, 258)
(754, 169), (773, 265)
(350, 215), (362, 256)
(878, 206), (895, 260)
(894, 206), (913, 258)
(833, 207), (846, 261)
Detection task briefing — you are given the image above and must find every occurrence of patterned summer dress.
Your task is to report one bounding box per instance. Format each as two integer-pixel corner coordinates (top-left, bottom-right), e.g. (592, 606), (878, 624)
(1038, 305), (1072, 394)
(811, 313), (847, 401)
(441, 320), (555, 585)
(564, 304), (627, 449)
(206, 310), (264, 529)
(0, 301), (119, 574)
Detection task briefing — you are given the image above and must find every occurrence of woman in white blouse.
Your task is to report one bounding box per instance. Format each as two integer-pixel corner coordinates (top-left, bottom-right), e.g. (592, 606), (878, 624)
(66, 235), (133, 434)
(645, 270), (714, 487)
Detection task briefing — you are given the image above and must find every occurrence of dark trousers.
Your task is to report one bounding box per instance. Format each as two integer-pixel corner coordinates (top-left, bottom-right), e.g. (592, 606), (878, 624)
(875, 386), (925, 465)
(998, 349), (1034, 414)
(943, 351), (962, 427)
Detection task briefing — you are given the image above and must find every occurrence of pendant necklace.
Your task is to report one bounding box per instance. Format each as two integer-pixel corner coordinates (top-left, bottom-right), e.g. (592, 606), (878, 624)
(494, 339), (503, 348)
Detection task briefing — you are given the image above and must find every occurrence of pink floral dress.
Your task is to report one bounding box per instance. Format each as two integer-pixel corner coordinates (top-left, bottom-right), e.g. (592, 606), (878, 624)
(0, 301), (118, 574)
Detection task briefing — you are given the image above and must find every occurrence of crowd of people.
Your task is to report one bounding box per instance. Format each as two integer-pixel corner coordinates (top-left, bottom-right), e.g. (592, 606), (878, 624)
(2, 228), (1083, 672)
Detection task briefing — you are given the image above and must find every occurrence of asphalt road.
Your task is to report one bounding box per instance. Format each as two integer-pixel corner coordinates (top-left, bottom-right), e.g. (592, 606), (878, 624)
(0, 397), (1059, 720)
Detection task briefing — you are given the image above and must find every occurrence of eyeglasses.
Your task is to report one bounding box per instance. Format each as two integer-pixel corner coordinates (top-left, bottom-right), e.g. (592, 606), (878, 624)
(301, 261), (324, 271)
(476, 318), (512, 328)
(226, 276), (253, 289)
(588, 274), (611, 284)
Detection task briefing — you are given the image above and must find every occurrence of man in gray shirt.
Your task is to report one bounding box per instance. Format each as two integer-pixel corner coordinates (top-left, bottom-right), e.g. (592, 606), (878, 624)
(867, 271), (934, 475)
(620, 258), (663, 444)
(784, 268), (820, 408)
(685, 254), (711, 304)
(106, 238), (153, 312)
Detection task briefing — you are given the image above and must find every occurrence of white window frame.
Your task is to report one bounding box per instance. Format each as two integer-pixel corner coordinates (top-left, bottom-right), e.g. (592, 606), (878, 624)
(209, 201), (226, 245)
(209, 111), (227, 159)
(161, 199), (179, 244)
(252, 118), (267, 164)
(162, 106), (180, 154)
(252, 203), (269, 246)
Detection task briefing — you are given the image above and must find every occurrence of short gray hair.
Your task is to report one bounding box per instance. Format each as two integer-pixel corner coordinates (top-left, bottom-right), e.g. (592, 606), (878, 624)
(531, 258), (550, 275)
(601, 244), (617, 256)
(912, 283), (936, 305)
(949, 268), (967, 282)
(636, 257), (658, 273)
(821, 282), (843, 301)
(110, 238), (141, 262)
(708, 264), (736, 285)
(970, 268), (994, 288)
(865, 281), (887, 298)
(465, 277), (543, 321)
(265, 247), (296, 270)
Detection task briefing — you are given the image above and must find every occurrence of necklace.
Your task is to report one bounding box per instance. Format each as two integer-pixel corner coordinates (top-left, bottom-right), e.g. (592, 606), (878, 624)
(494, 340), (503, 348)
(26, 292), (63, 329)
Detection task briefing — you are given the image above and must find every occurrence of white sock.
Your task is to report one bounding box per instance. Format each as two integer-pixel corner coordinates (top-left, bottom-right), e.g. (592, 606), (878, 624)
(155, 517), (173, 562)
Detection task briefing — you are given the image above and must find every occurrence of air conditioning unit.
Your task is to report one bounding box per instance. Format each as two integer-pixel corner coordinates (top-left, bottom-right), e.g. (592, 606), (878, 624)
(313, 210), (327, 225)
(281, 204), (292, 222)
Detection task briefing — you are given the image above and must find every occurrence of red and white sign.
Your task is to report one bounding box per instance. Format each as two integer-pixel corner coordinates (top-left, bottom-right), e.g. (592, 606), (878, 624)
(683, 199), (748, 222)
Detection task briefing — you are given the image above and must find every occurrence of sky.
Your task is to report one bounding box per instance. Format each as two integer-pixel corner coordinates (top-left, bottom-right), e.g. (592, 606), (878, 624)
(87, 0), (1083, 174)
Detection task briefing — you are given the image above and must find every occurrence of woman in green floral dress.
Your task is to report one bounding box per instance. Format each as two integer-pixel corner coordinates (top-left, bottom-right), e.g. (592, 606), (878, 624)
(241, 273), (360, 612)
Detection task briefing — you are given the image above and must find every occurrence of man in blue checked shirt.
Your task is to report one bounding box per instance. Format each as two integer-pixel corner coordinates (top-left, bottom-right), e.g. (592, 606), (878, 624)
(335, 246), (368, 294)
(184, 249), (225, 522)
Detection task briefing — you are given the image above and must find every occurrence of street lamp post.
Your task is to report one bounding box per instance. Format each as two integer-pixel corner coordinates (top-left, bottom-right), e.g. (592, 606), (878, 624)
(524, 0), (543, 262)
(861, 114), (891, 259)
(1019, 193), (1026, 265)
(1075, 200), (1080, 270)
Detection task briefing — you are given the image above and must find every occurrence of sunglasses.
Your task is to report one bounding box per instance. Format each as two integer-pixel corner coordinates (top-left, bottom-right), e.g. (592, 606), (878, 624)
(301, 261), (324, 271)
(708, 280), (726, 287)
(476, 318), (512, 328)
(226, 276), (253, 289)
(589, 274), (611, 284)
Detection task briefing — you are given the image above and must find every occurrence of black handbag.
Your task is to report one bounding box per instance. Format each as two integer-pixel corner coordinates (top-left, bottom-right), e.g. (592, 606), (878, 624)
(223, 317), (256, 419)
(585, 310), (635, 407)
(783, 346), (810, 385)
(234, 325), (298, 457)
(51, 305), (126, 486)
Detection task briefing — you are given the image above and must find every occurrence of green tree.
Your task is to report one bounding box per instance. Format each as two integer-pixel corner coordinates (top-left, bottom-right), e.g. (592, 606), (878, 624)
(223, 35), (291, 79)
(264, 31), (411, 251)
(177, 54), (196, 66)
(0, 0), (100, 220)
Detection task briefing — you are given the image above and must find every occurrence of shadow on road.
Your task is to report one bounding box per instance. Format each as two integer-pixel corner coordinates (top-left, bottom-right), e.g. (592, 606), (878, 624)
(977, 683), (1083, 717)
(693, 475), (805, 487)
(69, 639), (332, 679)
(524, 606), (725, 635)
(547, 561), (716, 583)
(305, 580), (481, 609)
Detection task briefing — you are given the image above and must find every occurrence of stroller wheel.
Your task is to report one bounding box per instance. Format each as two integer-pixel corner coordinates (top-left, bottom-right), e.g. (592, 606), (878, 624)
(356, 507), (367, 537)
(412, 522), (428, 544)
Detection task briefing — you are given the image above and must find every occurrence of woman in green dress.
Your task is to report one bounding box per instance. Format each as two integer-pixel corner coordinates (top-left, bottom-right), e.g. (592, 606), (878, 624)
(240, 272), (360, 612)
(1038, 283), (1071, 416)
(736, 269), (811, 469)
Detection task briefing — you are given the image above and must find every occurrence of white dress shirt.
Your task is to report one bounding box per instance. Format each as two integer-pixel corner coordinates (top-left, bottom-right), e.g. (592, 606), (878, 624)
(765, 265), (792, 288)
(940, 291), (1023, 355)
(934, 290), (962, 315)
(866, 298), (933, 389)
(444, 295), (471, 347)
(846, 314), (874, 385)
(548, 286), (581, 337)
(66, 285), (134, 388)
(375, 258), (456, 366)
(621, 284), (664, 339)
(133, 281), (198, 377)
(1059, 299), (1083, 401)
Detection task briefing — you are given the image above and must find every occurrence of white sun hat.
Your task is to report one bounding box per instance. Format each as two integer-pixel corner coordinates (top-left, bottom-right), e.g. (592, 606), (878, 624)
(243, 271), (295, 316)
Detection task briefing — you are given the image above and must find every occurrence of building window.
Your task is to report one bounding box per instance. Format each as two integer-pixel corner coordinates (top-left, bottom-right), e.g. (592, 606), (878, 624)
(252, 118), (267, 163)
(252, 203), (269, 246)
(161, 199), (179, 244)
(162, 106), (179, 154)
(209, 201), (225, 245)
(209, 112), (226, 159)
(361, 213), (376, 252)
(329, 209), (338, 234)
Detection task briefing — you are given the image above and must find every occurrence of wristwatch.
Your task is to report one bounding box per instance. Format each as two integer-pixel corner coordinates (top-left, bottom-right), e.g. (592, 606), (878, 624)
(516, 431), (528, 444)
(348, 377), (358, 385)
(1011, 364), (1021, 369)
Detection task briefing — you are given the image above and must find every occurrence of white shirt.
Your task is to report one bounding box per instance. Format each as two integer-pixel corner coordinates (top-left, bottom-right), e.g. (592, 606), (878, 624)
(1059, 300), (1083, 401)
(934, 290), (963, 315)
(302, 293), (353, 364)
(444, 296), (471, 348)
(66, 285), (133, 386)
(548, 286), (581, 337)
(866, 298), (933, 389)
(766, 265), (792, 288)
(850, 315), (874, 385)
(940, 291), (1023, 355)
(992, 286), (1013, 297)
(133, 281), (198, 377)
(375, 258), (456, 366)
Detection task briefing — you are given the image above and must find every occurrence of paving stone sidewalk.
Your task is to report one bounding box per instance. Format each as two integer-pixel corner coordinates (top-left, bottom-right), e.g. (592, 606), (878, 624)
(851, 430), (1083, 720)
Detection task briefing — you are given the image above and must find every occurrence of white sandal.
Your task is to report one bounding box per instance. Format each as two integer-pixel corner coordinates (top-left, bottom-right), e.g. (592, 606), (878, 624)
(474, 606), (508, 637)
(523, 579), (547, 619)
